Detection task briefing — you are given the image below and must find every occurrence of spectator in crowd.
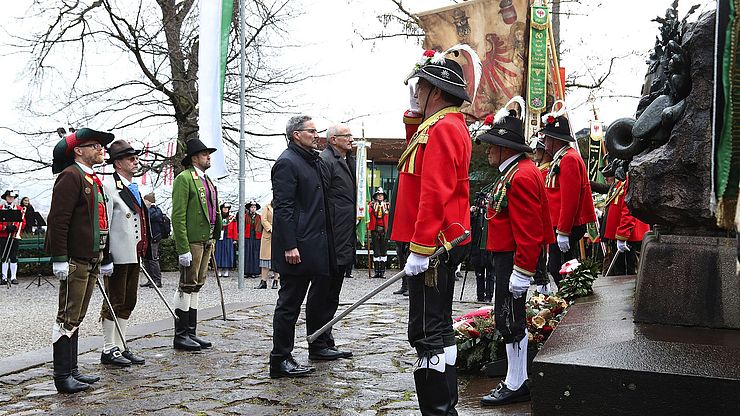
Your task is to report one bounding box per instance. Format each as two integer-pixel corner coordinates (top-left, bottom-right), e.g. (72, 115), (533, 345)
(141, 193), (163, 288)
(215, 203), (237, 277)
(258, 200), (280, 289)
(244, 201), (262, 280)
(0, 190), (24, 285)
(19, 196), (36, 234)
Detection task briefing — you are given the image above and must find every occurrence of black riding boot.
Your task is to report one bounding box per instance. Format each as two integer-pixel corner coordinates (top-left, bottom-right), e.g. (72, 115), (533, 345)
(173, 309), (201, 351)
(70, 331), (99, 384)
(413, 368), (458, 415)
(393, 275), (408, 295)
(379, 260), (386, 278)
(188, 309), (212, 349)
(53, 336), (90, 394)
(372, 261), (381, 278)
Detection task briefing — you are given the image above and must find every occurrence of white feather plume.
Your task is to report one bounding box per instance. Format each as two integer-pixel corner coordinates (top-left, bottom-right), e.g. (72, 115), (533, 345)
(430, 51), (446, 65)
(443, 44), (482, 103)
(493, 95), (526, 124)
(541, 100), (567, 123)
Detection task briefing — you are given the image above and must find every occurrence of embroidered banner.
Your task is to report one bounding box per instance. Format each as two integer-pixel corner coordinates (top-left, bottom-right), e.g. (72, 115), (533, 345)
(417, 0), (529, 120)
(527, 4), (549, 111)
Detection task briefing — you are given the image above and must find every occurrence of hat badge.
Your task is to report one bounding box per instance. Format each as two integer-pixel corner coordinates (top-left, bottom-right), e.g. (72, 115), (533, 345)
(441, 69), (450, 79)
(498, 129), (507, 136)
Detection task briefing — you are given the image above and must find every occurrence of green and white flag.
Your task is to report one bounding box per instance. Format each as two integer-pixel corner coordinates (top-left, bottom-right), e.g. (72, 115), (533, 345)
(198, 0), (234, 178)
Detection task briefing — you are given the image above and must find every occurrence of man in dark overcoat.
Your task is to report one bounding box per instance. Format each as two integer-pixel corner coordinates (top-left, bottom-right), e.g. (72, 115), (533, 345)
(269, 114), (335, 378)
(316, 123), (356, 360)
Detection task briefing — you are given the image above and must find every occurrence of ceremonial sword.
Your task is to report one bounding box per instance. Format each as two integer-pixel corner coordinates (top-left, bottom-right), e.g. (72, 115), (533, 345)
(209, 251), (228, 321)
(139, 261), (178, 322)
(96, 275), (128, 351)
(307, 230), (470, 343)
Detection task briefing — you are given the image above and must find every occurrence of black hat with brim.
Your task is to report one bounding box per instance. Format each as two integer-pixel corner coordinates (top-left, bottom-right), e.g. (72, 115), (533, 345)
(1, 190), (18, 200)
(601, 160), (617, 177)
(182, 138), (217, 167)
(541, 115), (575, 142)
(246, 200), (261, 210)
(477, 114), (532, 153)
(406, 59), (471, 103)
(372, 188), (388, 200)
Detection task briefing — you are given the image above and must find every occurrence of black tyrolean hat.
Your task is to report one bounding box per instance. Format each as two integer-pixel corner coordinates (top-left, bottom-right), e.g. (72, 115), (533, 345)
(476, 96), (532, 153)
(372, 187), (388, 200)
(404, 45), (482, 104)
(541, 115), (575, 143)
(246, 200), (261, 210)
(182, 138), (217, 167)
(106, 139), (141, 164)
(52, 128), (115, 174)
(1, 190), (18, 200)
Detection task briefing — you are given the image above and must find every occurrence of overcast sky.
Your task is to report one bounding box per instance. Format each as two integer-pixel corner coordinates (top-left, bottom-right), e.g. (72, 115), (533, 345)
(0, 0), (717, 212)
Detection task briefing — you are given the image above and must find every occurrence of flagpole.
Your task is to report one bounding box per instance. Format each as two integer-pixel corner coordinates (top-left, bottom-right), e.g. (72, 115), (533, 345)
(237, 0), (246, 290)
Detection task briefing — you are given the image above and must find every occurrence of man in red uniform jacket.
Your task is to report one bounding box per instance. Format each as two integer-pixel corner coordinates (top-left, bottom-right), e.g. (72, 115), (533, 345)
(541, 115), (596, 286)
(477, 104), (554, 406)
(392, 47), (475, 415)
(603, 173), (649, 275)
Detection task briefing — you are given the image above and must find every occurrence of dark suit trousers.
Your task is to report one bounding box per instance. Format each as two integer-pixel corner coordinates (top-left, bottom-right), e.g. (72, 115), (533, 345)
(547, 224), (586, 286)
(101, 263), (140, 320)
(407, 245), (466, 355)
(270, 272), (330, 360)
(310, 264), (348, 350)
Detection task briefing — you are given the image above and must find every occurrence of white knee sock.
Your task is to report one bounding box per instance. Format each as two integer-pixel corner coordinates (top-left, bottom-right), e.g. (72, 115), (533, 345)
(190, 291), (199, 310)
(444, 345), (457, 366)
(417, 352), (446, 373)
(9, 263), (17, 280)
(102, 319), (117, 353)
(173, 290), (191, 312)
(1, 263), (7, 280)
(504, 330), (529, 391)
(115, 318), (128, 351)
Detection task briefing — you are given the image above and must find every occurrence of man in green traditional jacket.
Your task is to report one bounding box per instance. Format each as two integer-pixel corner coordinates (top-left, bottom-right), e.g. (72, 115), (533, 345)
(171, 138), (222, 351)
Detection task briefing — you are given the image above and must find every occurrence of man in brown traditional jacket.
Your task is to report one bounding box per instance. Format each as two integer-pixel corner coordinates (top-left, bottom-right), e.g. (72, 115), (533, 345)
(46, 128), (114, 394)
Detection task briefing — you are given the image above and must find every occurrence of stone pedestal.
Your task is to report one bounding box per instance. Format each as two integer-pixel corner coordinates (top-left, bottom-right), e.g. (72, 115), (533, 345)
(634, 233), (740, 329)
(531, 275), (740, 415)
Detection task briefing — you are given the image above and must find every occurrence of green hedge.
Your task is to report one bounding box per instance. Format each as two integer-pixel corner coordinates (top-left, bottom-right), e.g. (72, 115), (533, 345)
(157, 238), (179, 272)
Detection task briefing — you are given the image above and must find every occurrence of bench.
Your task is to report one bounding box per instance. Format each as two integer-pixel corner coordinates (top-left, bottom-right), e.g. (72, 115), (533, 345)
(17, 237), (51, 264)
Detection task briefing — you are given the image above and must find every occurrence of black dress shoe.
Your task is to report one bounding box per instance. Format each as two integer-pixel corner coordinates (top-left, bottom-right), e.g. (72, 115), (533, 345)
(329, 346), (353, 358)
(122, 350), (145, 365)
(269, 358), (315, 378)
(271, 279), (279, 289)
(308, 347), (345, 361)
(255, 280), (267, 289)
(140, 282), (153, 288)
(101, 347), (132, 367)
(480, 381), (530, 406)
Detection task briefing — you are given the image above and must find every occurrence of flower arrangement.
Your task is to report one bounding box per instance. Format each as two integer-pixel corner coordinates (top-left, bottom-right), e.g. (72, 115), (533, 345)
(556, 258), (600, 301)
(454, 294), (570, 372)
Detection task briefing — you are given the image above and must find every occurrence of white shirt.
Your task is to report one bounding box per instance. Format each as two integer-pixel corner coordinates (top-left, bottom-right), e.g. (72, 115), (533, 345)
(75, 161), (94, 175)
(499, 153), (525, 173)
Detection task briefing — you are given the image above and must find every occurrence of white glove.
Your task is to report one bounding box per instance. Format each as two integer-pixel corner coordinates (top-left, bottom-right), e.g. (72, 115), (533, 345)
(53, 261), (69, 280)
(537, 283), (550, 295)
(557, 234), (570, 253)
(179, 252), (192, 267)
(408, 80), (421, 113)
(100, 263), (114, 277)
(616, 240), (630, 253)
(404, 252), (430, 276)
(508, 270), (531, 299)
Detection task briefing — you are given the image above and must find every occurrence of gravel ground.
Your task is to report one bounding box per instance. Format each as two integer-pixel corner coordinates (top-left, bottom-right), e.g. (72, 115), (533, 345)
(0, 267), (485, 360)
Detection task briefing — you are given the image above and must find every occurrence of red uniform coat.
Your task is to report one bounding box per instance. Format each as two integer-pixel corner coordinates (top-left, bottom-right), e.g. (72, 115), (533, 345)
(545, 147), (596, 236)
(368, 201), (389, 231)
(0, 205), (25, 239)
(391, 107), (471, 255)
(603, 177), (650, 242)
(486, 157), (554, 275)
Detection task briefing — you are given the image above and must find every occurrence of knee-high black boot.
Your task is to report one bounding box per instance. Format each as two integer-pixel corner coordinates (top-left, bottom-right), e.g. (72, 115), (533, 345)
(379, 260), (386, 278)
(53, 336), (90, 394)
(70, 331), (99, 384)
(188, 308), (212, 349)
(372, 261), (381, 278)
(445, 364), (459, 414)
(413, 368), (457, 415)
(174, 309), (201, 351)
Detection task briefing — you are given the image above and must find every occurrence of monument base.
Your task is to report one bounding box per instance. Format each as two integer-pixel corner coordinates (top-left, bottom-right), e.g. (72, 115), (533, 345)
(635, 233), (740, 329)
(531, 274), (740, 415)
